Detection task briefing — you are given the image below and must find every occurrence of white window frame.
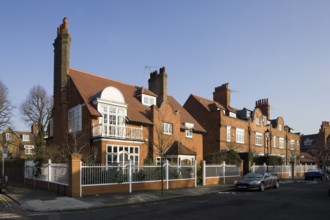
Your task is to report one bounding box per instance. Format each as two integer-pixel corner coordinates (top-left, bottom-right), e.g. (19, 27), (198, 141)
(185, 123), (194, 138)
(226, 126), (231, 142)
(162, 123), (173, 135)
(255, 132), (262, 146)
(156, 156), (166, 166)
(229, 112), (237, 118)
(236, 128), (244, 144)
(100, 104), (127, 137)
(49, 118), (54, 137)
(24, 145), (34, 155)
(279, 125), (282, 131)
(68, 105), (82, 133)
(256, 118), (260, 126)
(5, 133), (11, 141)
(273, 136), (276, 148)
(106, 145), (140, 166)
(290, 140), (295, 150)
(142, 94), (156, 106)
(279, 137), (285, 149)
(186, 128), (193, 138)
(22, 134), (30, 142)
(263, 116), (267, 125)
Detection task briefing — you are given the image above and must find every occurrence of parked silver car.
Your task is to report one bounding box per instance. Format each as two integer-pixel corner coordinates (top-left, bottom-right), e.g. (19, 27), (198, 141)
(234, 172), (280, 191)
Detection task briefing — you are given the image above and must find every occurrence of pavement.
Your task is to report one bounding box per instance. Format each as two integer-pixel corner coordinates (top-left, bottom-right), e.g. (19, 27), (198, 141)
(2, 182), (235, 212)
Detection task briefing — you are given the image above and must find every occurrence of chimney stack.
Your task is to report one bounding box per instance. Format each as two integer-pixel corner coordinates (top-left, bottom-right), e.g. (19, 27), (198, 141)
(53, 17), (71, 96)
(255, 98), (270, 120)
(148, 66), (168, 107)
(52, 17), (71, 144)
(213, 83), (230, 108)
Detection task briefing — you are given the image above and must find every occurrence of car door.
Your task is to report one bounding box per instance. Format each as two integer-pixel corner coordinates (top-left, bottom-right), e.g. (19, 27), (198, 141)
(263, 173), (272, 188)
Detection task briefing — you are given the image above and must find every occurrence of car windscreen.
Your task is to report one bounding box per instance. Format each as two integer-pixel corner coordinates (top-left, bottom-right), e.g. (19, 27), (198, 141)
(244, 172), (263, 178)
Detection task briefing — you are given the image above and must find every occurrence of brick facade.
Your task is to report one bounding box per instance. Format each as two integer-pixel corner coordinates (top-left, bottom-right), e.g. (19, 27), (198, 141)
(184, 83), (301, 166)
(0, 126), (36, 159)
(46, 18), (205, 167)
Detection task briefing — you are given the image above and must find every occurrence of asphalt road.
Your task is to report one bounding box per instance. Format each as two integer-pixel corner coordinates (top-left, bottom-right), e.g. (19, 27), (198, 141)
(2, 180), (330, 220)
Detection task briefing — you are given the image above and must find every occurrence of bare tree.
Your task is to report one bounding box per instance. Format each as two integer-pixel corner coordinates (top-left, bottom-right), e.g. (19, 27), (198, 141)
(20, 85), (52, 160)
(151, 109), (176, 195)
(0, 80), (12, 131)
(308, 143), (330, 169)
(152, 112), (176, 164)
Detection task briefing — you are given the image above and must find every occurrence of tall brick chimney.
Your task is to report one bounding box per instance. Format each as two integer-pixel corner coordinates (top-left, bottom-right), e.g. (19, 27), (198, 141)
(52, 17), (71, 142)
(148, 66), (168, 107)
(53, 17), (71, 96)
(255, 98), (270, 120)
(213, 83), (230, 108)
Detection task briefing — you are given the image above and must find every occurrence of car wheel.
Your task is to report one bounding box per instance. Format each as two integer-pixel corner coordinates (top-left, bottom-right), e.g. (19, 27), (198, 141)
(274, 180), (280, 189)
(259, 182), (265, 192)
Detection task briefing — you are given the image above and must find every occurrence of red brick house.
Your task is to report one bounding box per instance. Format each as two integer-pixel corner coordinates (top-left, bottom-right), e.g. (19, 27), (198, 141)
(184, 83), (301, 169)
(47, 18), (205, 166)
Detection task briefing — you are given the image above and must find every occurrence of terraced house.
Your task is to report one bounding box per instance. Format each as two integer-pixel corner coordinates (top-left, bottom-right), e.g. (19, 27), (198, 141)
(184, 83), (301, 172)
(46, 18), (205, 166)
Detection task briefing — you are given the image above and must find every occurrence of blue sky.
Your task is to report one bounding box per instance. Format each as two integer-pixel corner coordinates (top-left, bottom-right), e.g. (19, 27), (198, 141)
(1, 0), (329, 135)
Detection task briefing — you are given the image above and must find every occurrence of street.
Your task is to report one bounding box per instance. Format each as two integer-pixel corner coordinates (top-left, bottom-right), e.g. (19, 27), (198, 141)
(1, 180), (329, 220)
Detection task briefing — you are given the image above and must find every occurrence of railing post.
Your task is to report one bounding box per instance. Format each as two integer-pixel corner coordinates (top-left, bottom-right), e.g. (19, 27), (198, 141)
(222, 161), (226, 184)
(80, 161), (82, 197)
(194, 160), (197, 187)
(166, 160), (169, 190)
(129, 160), (132, 193)
(251, 163), (255, 172)
(69, 153), (82, 197)
(202, 160), (206, 186)
(48, 159), (52, 190)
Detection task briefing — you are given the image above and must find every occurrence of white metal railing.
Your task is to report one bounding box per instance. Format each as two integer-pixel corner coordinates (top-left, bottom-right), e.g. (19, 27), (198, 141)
(80, 160), (196, 196)
(202, 161), (240, 186)
(91, 124), (143, 140)
(250, 163), (317, 177)
(24, 160), (69, 185)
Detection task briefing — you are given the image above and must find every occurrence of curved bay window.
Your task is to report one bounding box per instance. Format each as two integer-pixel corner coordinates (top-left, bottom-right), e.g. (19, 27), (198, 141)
(106, 145), (139, 166)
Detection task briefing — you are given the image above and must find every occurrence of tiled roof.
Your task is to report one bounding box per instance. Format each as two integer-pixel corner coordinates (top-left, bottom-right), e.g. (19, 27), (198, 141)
(135, 87), (158, 97)
(165, 141), (196, 156)
(190, 94), (239, 113)
(190, 94), (225, 112)
(69, 68), (152, 124)
(300, 152), (317, 163)
(68, 68), (205, 132)
(167, 96), (205, 133)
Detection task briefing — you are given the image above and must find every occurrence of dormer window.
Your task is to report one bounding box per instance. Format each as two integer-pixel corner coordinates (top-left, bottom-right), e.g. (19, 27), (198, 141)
(229, 112), (236, 118)
(304, 139), (312, 146)
(142, 94), (156, 106)
(22, 134), (30, 142)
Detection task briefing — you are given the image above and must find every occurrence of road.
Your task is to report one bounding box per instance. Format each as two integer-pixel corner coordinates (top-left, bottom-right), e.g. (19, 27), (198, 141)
(1, 180), (329, 219)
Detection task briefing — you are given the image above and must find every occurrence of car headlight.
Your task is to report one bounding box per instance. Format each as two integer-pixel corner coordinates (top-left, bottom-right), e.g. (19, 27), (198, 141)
(250, 181), (260, 185)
